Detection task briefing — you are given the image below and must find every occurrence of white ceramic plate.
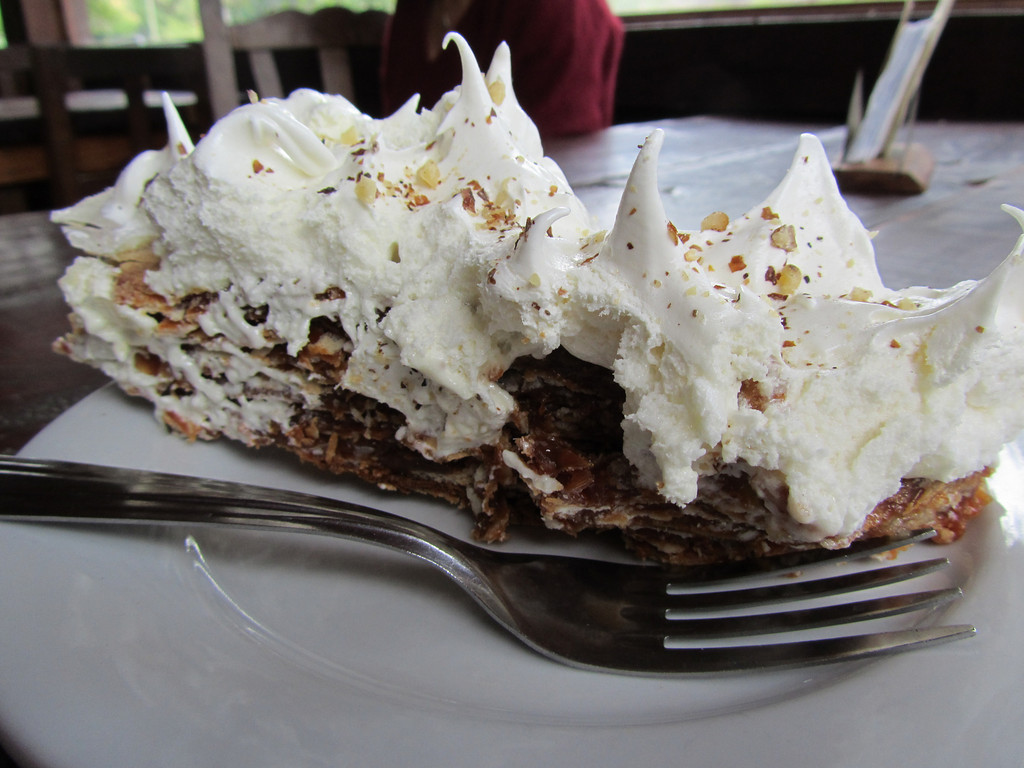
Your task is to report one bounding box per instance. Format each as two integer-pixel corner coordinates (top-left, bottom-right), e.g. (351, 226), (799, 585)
(2, 385), (1023, 767)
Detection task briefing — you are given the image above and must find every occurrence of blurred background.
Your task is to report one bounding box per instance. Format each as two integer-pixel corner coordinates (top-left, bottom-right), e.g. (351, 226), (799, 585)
(1, 0), (1022, 211)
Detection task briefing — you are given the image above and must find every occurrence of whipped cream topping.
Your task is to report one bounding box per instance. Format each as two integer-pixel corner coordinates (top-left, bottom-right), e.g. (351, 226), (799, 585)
(551, 132), (1024, 542)
(54, 34), (1024, 543)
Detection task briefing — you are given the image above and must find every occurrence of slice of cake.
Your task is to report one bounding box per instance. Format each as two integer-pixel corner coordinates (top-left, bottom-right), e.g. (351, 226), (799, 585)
(51, 34), (1023, 563)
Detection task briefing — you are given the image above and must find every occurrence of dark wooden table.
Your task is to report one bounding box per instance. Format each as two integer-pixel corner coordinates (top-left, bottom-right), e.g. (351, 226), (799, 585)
(0, 115), (1023, 767)
(0, 210), (107, 454)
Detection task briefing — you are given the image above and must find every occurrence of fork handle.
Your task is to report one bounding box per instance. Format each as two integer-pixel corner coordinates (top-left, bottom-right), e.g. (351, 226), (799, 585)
(0, 456), (490, 595)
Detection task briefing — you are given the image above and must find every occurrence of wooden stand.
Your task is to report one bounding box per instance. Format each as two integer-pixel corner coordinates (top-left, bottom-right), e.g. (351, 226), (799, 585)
(834, 142), (935, 195)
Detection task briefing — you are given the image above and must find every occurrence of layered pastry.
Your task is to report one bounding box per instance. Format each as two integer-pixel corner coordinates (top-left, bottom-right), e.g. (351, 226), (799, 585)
(52, 34), (1024, 563)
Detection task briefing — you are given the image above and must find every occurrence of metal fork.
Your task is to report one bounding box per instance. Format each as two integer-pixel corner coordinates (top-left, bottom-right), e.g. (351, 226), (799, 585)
(0, 456), (974, 675)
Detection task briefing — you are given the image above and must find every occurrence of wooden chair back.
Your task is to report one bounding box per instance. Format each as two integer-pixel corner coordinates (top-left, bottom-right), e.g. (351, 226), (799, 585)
(0, 45), (33, 99)
(0, 44), (49, 208)
(199, 0), (389, 119)
(31, 43), (210, 207)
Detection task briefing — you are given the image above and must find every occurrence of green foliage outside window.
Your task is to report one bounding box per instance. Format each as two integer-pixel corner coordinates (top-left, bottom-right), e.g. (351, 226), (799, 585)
(64, 0), (913, 46)
(82, 0), (396, 44)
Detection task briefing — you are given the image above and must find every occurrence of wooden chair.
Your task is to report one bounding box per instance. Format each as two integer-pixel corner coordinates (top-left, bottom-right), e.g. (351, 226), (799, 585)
(0, 44), (49, 211)
(198, 0), (389, 120)
(31, 43), (211, 207)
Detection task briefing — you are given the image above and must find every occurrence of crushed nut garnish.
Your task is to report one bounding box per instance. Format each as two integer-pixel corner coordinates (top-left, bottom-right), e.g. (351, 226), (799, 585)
(667, 221), (680, 245)
(848, 287), (873, 302)
(487, 78), (506, 105)
(415, 159), (441, 188)
(701, 211), (730, 232)
(355, 175), (377, 205)
(770, 224), (798, 252)
(775, 264), (803, 295)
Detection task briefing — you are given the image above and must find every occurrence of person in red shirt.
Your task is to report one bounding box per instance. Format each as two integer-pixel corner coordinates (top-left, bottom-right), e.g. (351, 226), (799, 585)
(380, 0), (624, 138)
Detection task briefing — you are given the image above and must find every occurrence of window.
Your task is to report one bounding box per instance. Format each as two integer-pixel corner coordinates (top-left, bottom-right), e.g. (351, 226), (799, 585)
(74, 0), (395, 45)
(610, 0), (900, 12)
(63, 0), (1024, 46)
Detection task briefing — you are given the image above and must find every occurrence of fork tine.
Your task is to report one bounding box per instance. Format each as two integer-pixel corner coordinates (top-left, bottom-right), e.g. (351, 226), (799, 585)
(622, 587), (962, 638)
(589, 624), (977, 675)
(666, 625), (977, 673)
(658, 529), (938, 584)
(651, 558), (950, 612)
(603, 529), (938, 596)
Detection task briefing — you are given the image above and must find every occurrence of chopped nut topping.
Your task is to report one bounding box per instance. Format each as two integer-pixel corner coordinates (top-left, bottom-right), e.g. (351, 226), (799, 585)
(775, 264), (803, 295)
(667, 220), (680, 245)
(770, 224), (798, 252)
(848, 287), (873, 302)
(729, 255), (746, 273)
(495, 179), (516, 212)
(416, 159), (441, 189)
(487, 78), (506, 105)
(355, 175), (377, 205)
(701, 211), (730, 232)
(338, 125), (360, 146)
